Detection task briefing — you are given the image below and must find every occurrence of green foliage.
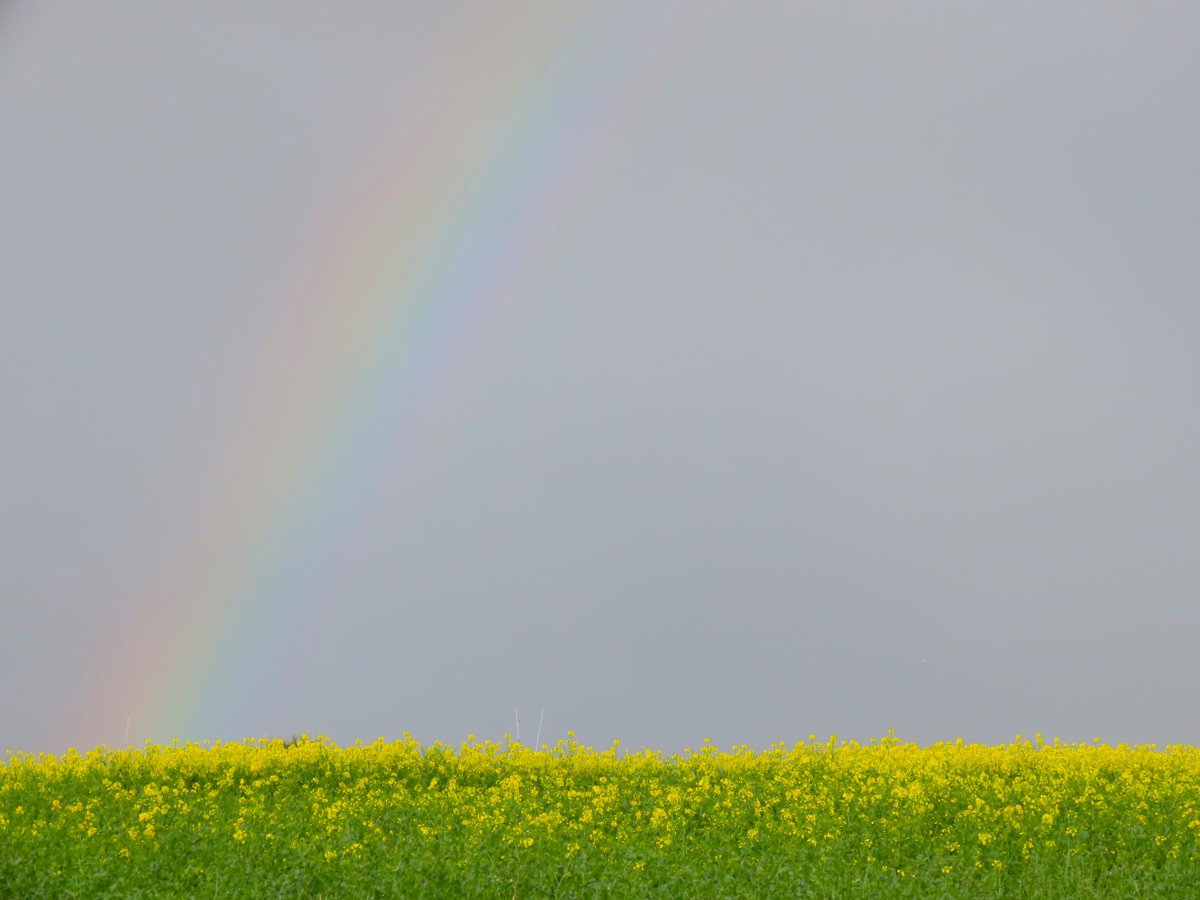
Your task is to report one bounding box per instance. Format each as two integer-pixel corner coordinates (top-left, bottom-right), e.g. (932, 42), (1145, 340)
(3, 734), (1200, 897)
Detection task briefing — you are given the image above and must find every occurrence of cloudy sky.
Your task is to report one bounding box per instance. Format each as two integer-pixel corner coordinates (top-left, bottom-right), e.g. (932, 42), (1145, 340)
(3, 2), (1199, 754)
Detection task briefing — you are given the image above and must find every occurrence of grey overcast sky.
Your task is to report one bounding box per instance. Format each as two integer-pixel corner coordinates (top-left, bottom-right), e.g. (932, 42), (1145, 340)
(3, 2), (1200, 755)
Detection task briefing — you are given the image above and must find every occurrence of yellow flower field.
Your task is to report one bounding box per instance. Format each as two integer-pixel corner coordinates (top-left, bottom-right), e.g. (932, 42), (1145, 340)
(3, 732), (1200, 897)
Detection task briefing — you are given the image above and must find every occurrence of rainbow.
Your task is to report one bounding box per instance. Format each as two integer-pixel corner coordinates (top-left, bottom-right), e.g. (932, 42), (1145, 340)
(69, 2), (688, 749)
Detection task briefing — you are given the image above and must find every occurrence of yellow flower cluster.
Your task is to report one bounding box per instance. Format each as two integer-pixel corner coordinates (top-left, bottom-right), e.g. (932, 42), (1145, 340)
(2, 731), (1199, 896)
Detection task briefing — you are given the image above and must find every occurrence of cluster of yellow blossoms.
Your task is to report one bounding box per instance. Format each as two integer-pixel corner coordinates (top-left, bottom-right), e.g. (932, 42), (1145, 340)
(3, 732), (1200, 896)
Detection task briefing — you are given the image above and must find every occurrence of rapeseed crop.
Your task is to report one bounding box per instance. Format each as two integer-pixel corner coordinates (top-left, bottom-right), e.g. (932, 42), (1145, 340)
(3, 732), (1200, 897)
